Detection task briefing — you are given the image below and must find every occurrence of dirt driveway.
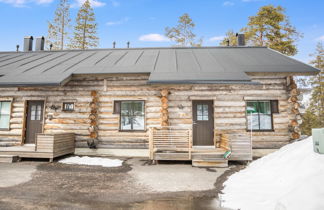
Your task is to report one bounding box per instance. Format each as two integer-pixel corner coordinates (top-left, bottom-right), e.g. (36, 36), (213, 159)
(0, 158), (242, 210)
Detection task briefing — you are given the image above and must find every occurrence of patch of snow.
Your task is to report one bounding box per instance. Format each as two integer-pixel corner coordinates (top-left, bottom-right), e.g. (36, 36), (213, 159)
(220, 137), (324, 210)
(59, 156), (123, 167)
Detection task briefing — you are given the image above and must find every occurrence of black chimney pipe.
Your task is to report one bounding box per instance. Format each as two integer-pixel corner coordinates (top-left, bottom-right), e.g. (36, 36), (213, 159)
(127, 41), (130, 48)
(113, 41), (116, 48)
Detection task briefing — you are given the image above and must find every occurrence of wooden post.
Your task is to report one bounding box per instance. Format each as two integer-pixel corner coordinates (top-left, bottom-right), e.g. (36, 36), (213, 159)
(103, 79), (107, 91)
(188, 129), (192, 160)
(160, 89), (169, 127)
(149, 127), (154, 160)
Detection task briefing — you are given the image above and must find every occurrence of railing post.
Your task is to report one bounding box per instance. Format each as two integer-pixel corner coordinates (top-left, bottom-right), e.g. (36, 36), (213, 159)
(189, 129), (192, 160)
(149, 127), (153, 160)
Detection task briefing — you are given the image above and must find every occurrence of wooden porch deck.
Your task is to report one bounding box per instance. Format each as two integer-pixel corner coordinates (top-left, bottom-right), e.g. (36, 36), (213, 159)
(149, 127), (252, 167)
(0, 133), (75, 162)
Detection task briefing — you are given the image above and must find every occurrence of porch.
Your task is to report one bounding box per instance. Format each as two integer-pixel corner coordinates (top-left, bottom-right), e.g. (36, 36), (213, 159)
(0, 133), (75, 162)
(149, 127), (252, 167)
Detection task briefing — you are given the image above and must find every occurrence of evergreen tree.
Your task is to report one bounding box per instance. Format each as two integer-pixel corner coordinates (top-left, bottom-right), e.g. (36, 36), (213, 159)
(301, 42), (324, 135)
(69, 0), (99, 49)
(220, 30), (237, 46)
(46, 0), (71, 50)
(165, 13), (202, 47)
(242, 5), (302, 56)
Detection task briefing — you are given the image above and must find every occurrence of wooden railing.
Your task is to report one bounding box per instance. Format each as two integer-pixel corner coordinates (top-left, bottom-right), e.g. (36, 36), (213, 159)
(149, 127), (192, 160)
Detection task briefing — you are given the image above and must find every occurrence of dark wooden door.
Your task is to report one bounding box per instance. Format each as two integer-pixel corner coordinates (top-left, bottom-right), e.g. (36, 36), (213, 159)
(25, 101), (44, 144)
(192, 100), (214, 145)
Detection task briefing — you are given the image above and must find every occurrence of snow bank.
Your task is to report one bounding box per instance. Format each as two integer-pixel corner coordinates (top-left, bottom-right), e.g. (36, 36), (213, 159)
(221, 137), (324, 210)
(59, 156), (123, 167)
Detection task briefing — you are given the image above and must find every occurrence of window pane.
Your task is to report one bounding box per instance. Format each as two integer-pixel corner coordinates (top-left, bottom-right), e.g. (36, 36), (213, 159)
(247, 113), (260, 130)
(0, 115), (10, 129)
(259, 102), (271, 114)
(246, 101), (259, 130)
(246, 102), (258, 114)
(246, 101), (273, 130)
(197, 105), (202, 116)
(197, 115), (203, 121)
(121, 116), (132, 130)
(0, 102), (11, 115)
(31, 110), (36, 120)
(260, 114), (272, 130)
(120, 101), (144, 130)
(132, 116), (144, 130)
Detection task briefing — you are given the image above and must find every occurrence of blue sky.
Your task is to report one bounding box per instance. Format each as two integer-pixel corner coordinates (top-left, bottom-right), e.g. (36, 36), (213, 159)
(0, 0), (323, 62)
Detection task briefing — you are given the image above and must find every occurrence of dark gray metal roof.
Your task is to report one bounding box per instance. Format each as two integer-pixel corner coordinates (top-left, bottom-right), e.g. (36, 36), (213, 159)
(0, 47), (319, 86)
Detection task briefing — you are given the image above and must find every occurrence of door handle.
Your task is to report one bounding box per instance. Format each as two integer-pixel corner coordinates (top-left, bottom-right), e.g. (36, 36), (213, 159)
(193, 122), (197, 125)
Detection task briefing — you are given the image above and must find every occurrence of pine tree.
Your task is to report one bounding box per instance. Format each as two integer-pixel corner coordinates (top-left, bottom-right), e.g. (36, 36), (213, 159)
(241, 5), (302, 56)
(69, 0), (99, 50)
(46, 0), (71, 50)
(301, 42), (324, 135)
(220, 30), (237, 46)
(165, 13), (202, 47)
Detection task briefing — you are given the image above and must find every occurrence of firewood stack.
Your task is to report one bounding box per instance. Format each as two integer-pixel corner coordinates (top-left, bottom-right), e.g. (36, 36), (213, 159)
(287, 76), (302, 140)
(160, 89), (169, 127)
(87, 90), (99, 148)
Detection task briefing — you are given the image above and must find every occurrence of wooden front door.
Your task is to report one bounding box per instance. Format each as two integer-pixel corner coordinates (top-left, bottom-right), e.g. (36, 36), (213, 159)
(192, 100), (214, 146)
(25, 101), (44, 144)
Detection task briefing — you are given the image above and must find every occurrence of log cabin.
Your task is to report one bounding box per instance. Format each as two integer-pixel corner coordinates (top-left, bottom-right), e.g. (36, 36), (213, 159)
(0, 36), (319, 166)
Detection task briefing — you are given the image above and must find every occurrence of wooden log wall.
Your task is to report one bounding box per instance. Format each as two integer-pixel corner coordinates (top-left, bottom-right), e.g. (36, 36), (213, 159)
(287, 76), (302, 140)
(0, 73), (294, 157)
(160, 89), (169, 126)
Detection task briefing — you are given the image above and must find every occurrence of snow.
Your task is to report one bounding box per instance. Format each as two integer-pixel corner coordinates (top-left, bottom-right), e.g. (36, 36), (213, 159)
(59, 156), (123, 167)
(220, 137), (324, 210)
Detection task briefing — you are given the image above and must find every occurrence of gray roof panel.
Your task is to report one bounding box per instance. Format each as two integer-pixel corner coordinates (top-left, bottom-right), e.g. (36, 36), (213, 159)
(0, 47), (319, 86)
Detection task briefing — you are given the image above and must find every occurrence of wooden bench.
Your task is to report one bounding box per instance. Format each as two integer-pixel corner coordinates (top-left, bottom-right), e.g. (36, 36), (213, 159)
(149, 127), (192, 160)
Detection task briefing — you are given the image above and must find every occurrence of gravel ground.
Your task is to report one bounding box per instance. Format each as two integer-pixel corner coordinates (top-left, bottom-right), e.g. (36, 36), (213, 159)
(0, 157), (243, 210)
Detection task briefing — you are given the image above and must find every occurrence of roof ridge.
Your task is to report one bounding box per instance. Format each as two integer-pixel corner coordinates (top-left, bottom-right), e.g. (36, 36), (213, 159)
(0, 46), (268, 54)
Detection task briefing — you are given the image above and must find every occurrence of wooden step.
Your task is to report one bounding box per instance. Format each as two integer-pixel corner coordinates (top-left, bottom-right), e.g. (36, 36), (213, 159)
(191, 153), (224, 160)
(0, 155), (19, 163)
(192, 159), (228, 168)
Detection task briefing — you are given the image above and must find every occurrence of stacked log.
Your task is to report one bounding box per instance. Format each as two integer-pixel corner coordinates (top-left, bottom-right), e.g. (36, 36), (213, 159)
(87, 90), (99, 148)
(287, 76), (301, 140)
(160, 89), (169, 127)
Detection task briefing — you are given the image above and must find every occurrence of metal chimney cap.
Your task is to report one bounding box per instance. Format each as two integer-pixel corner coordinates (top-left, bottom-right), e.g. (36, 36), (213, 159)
(24, 36), (34, 40)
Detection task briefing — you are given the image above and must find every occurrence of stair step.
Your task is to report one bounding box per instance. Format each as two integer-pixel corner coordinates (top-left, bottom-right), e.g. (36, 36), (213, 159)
(192, 159), (228, 168)
(0, 155), (19, 163)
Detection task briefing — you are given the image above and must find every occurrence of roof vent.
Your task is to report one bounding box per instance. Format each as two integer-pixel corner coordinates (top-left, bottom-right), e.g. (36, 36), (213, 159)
(24, 36), (33, 52)
(35, 36), (45, 51)
(236, 33), (245, 46)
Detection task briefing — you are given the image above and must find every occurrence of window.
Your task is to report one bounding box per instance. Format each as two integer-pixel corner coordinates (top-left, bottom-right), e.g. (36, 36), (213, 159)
(62, 102), (74, 111)
(120, 101), (145, 131)
(0, 101), (11, 129)
(246, 101), (273, 131)
(197, 104), (209, 121)
(31, 104), (42, 120)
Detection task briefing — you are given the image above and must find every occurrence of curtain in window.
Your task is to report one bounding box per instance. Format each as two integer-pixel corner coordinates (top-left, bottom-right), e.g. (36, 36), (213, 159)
(120, 101), (144, 130)
(0, 101), (11, 129)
